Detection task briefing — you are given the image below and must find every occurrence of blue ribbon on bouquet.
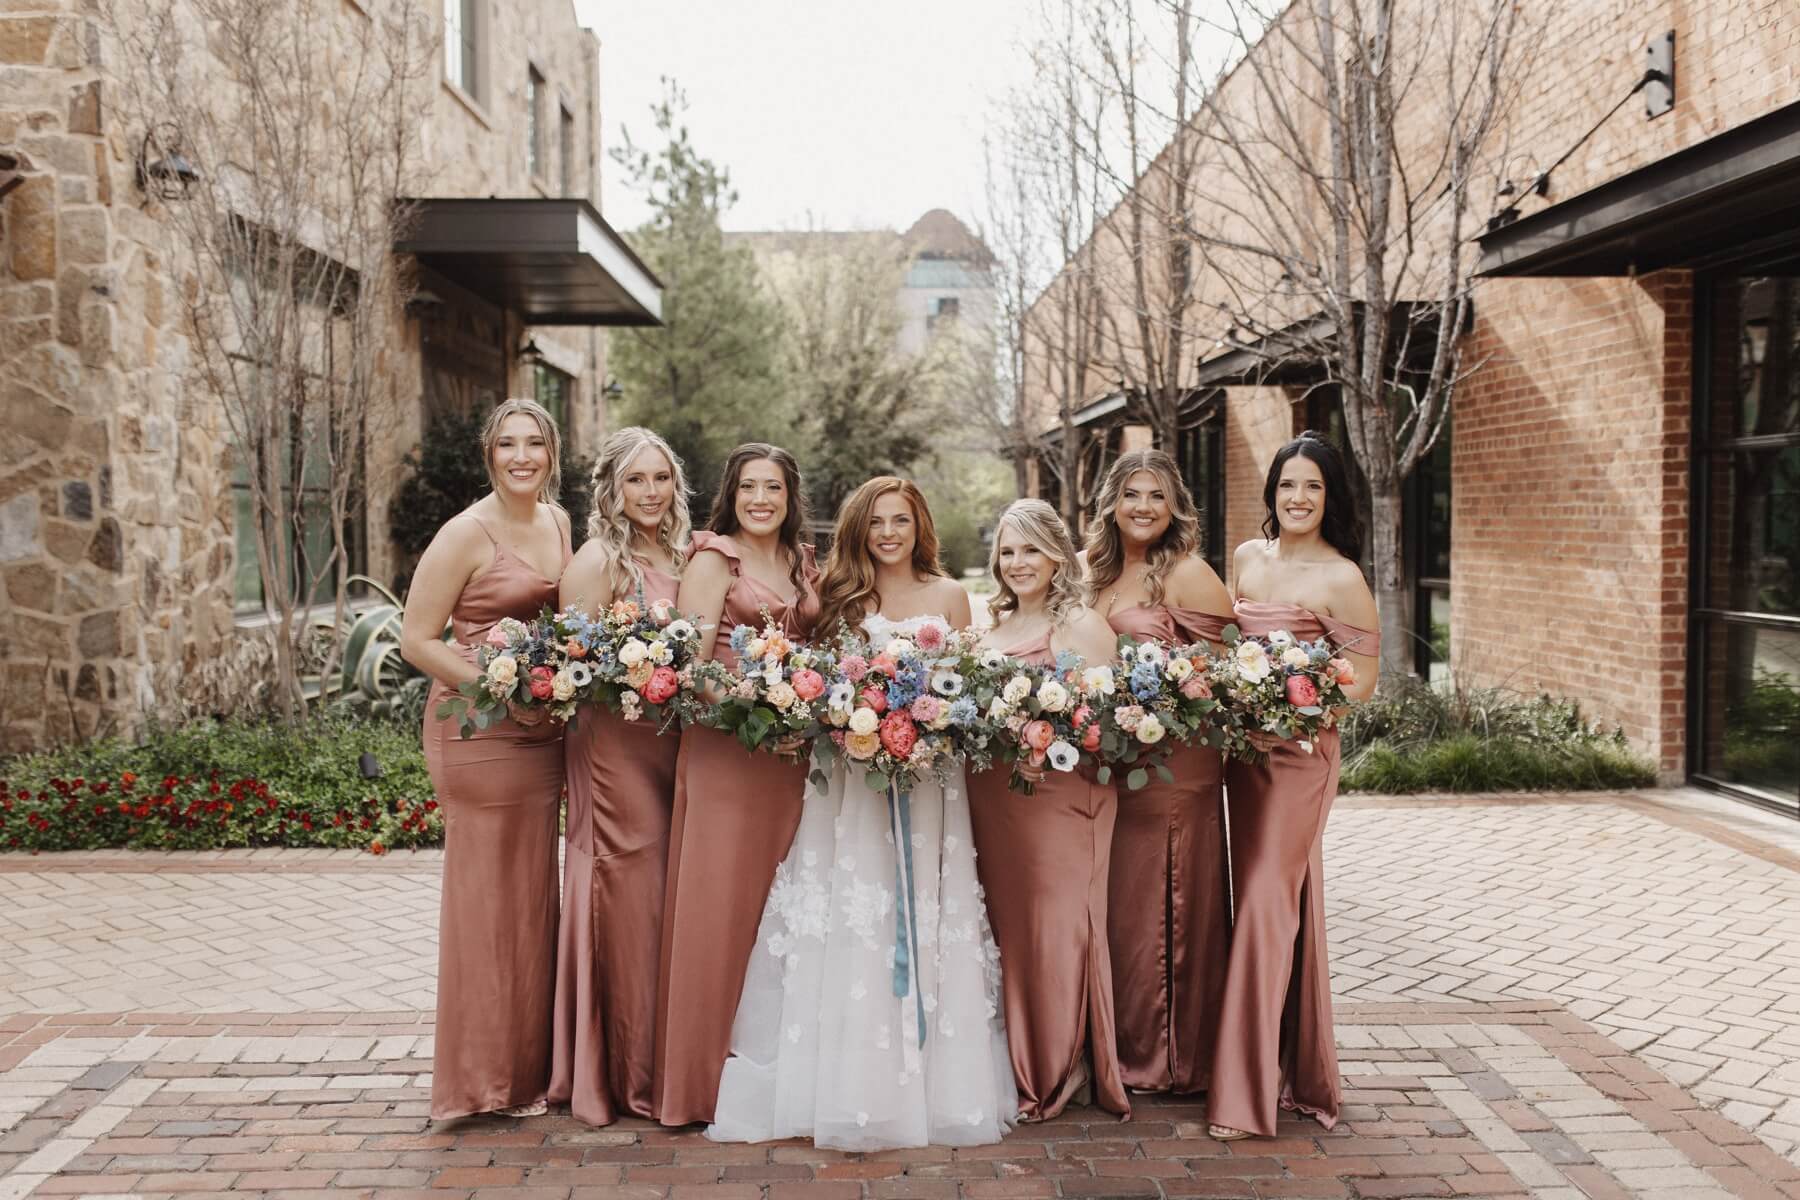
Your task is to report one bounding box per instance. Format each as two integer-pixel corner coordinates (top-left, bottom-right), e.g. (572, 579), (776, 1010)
(888, 781), (928, 1050)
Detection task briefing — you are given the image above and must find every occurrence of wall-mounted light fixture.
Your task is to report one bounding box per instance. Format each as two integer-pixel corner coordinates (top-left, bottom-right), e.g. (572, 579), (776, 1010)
(518, 336), (546, 365)
(136, 123), (200, 199)
(601, 376), (623, 401)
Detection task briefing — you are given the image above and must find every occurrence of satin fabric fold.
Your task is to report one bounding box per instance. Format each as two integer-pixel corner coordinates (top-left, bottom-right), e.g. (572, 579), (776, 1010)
(1105, 603), (1231, 1095)
(966, 632), (1129, 1122)
(424, 529), (566, 1121)
(1207, 600), (1378, 1136)
(653, 532), (820, 1126)
(551, 565), (682, 1125)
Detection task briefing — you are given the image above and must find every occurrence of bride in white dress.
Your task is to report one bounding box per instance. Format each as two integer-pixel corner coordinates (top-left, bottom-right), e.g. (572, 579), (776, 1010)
(707, 478), (1018, 1150)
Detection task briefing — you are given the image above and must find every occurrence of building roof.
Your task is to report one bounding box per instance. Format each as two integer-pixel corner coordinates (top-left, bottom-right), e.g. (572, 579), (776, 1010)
(903, 209), (992, 264)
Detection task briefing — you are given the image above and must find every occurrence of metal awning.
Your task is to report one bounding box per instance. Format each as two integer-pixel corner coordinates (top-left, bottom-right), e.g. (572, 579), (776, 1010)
(395, 198), (663, 325)
(1192, 302), (1458, 385)
(1477, 99), (1800, 277)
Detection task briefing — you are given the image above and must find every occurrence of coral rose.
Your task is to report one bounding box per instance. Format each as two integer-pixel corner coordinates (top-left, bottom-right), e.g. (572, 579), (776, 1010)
(1285, 674), (1320, 707)
(1082, 722), (1102, 752)
(1179, 675), (1212, 700)
(642, 666), (679, 705)
(1328, 657), (1355, 685)
(1022, 719), (1055, 752)
(791, 668), (826, 701)
(859, 686), (888, 714)
(528, 666), (555, 701)
(880, 711), (918, 759)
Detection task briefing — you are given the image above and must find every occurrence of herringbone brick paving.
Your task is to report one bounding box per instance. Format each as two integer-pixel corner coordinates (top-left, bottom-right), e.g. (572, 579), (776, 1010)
(2, 788), (1797, 1197)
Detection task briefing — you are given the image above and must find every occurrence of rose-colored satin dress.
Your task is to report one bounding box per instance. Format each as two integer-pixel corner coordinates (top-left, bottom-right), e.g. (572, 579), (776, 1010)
(1106, 603), (1233, 1095)
(551, 564), (682, 1125)
(967, 630), (1129, 1123)
(423, 516), (568, 1121)
(653, 531), (820, 1126)
(1208, 600), (1378, 1137)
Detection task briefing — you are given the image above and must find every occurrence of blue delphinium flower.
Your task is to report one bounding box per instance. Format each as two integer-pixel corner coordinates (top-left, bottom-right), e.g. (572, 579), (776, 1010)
(886, 662), (927, 710)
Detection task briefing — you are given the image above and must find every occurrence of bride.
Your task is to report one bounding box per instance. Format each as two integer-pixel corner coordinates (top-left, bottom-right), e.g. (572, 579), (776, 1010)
(707, 476), (1018, 1150)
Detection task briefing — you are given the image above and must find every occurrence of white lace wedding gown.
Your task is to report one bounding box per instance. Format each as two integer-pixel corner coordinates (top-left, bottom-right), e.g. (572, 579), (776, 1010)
(707, 614), (1019, 1149)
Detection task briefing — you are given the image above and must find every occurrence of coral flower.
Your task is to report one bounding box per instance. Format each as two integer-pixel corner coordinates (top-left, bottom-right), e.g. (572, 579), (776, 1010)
(642, 666), (680, 705)
(1022, 719), (1055, 752)
(791, 668), (826, 701)
(859, 686), (888, 714)
(880, 711), (918, 759)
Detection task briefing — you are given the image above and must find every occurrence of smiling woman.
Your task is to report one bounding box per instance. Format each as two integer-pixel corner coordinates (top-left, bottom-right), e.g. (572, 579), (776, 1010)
(397, 397), (573, 1122)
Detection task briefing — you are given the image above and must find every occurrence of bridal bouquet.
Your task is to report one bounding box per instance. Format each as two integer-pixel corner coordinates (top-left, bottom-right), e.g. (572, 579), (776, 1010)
(438, 611), (583, 738)
(1091, 638), (1227, 789)
(686, 617), (836, 755)
(1206, 626), (1354, 763)
(562, 596), (702, 728)
(976, 651), (1109, 794)
(815, 621), (994, 792)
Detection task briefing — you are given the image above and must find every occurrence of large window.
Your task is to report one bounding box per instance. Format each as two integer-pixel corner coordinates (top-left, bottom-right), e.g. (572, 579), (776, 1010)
(1176, 394), (1226, 578)
(443, 0), (480, 101)
(535, 363), (572, 433)
(1694, 260), (1800, 816)
(232, 418), (366, 616)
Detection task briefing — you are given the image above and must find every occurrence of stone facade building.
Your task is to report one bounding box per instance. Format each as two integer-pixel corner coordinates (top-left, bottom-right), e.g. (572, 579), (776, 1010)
(1021, 0), (1800, 814)
(0, 0), (659, 751)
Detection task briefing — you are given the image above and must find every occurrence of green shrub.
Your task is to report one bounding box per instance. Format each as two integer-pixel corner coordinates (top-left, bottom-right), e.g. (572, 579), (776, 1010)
(0, 715), (438, 854)
(1340, 677), (1656, 793)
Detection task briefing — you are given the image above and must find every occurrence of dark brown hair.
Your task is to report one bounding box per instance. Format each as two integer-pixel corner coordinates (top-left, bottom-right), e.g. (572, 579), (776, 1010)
(706, 442), (811, 593)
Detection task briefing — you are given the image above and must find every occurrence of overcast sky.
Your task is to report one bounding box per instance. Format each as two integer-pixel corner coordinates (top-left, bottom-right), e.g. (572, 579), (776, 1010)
(573, 2), (1041, 235)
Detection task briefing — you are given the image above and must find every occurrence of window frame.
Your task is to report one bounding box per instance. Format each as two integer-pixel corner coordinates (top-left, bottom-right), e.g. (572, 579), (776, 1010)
(527, 64), (546, 184)
(559, 101), (577, 197)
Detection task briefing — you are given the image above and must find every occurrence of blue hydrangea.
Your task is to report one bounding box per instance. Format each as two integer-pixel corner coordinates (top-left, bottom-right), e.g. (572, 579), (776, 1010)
(1130, 659), (1163, 701)
(886, 662), (927, 710)
(729, 625), (753, 655)
(1054, 650), (1082, 675)
(947, 698), (978, 727)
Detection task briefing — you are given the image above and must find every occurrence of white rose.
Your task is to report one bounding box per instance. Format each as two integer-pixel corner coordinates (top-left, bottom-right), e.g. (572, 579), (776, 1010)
(485, 654), (518, 688)
(1135, 714), (1166, 744)
(1280, 646), (1310, 670)
(1002, 675), (1032, 704)
(617, 639), (649, 667)
(1036, 679), (1069, 713)
(1081, 666), (1116, 696)
(884, 638), (916, 660)
(766, 681), (798, 710)
(987, 697), (1010, 722)
(551, 669), (576, 702)
(849, 707), (880, 735)
(746, 637), (767, 659)
(1166, 656), (1193, 681)
(1046, 740), (1080, 772)
(1234, 640), (1272, 683)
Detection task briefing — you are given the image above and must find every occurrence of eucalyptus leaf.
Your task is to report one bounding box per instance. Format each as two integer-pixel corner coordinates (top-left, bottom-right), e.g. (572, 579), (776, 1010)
(865, 770), (888, 792)
(1126, 767), (1148, 791)
(1096, 764), (1112, 784)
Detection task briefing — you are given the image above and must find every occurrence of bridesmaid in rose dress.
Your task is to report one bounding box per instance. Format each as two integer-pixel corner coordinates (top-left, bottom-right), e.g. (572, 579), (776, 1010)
(1208, 433), (1379, 1142)
(653, 442), (821, 1126)
(967, 499), (1130, 1122)
(400, 398), (571, 1121)
(551, 428), (691, 1125)
(1083, 449), (1234, 1096)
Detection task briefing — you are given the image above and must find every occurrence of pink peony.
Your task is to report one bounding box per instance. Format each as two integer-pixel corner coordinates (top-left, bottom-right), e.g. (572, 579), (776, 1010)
(910, 695), (943, 723)
(840, 654), (870, 682)
(1073, 704), (1094, 728)
(880, 710), (918, 758)
(1179, 676), (1212, 701)
(1022, 719), (1055, 752)
(642, 666), (679, 705)
(870, 653), (899, 677)
(914, 622), (947, 653)
(485, 626), (511, 648)
(528, 666), (555, 701)
(1327, 657), (1355, 685)
(791, 668), (826, 701)
(1285, 674), (1320, 707)
(859, 686), (888, 714)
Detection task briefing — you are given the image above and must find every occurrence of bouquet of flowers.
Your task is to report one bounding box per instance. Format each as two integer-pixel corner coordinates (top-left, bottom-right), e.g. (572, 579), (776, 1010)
(685, 617), (836, 755)
(1092, 637), (1227, 789)
(1206, 625), (1355, 763)
(561, 596), (703, 729)
(814, 620), (995, 792)
(974, 650), (1109, 794)
(437, 612), (583, 738)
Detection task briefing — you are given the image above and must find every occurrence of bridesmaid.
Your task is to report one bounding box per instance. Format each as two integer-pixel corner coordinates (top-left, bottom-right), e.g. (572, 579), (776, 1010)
(653, 442), (821, 1126)
(1208, 432), (1379, 1141)
(967, 499), (1130, 1123)
(400, 398), (571, 1121)
(1084, 449), (1234, 1096)
(551, 428), (691, 1125)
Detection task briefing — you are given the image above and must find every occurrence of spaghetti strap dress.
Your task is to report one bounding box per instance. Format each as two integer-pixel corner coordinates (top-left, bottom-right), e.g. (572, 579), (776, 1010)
(424, 514), (568, 1121)
(1207, 600), (1378, 1136)
(1105, 602), (1233, 1094)
(551, 563), (683, 1124)
(652, 531), (820, 1126)
(965, 629), (1129, 1122)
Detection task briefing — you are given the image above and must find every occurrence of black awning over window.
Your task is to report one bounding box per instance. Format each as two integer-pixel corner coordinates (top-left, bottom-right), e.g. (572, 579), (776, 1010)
(395, 198), (663, 326)
(1477, 100), (1800, 278)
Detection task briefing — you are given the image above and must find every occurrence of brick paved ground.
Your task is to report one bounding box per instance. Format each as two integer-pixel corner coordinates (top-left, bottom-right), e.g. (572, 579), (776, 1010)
(2, 787), (1798, 1199)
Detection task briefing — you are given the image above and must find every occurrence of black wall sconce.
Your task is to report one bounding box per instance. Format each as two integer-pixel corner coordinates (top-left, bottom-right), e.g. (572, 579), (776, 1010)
(136, 123), (200, 199)
(518, 336), (546, 365)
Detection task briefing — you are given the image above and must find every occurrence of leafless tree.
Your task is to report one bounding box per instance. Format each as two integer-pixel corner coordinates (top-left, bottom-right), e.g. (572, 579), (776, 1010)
(99, 0), (432, 716)
(1176, 0), (1519, 677)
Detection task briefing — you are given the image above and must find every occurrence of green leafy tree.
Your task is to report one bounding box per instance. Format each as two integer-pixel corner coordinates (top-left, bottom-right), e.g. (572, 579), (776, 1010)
(608, 81), (789, 519)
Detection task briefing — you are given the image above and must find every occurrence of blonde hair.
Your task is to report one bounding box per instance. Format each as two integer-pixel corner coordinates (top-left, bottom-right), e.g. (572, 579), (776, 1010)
(816, 477), (945, 641)
(1083, 449), (1202, 607)
(987, 499), (1085, 626)
(585, 426), (692, 601)
(481, 398), (563, 505)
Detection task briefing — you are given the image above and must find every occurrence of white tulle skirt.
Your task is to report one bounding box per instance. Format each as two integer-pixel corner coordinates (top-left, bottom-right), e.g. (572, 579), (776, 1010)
(707, 749), (1019, 1149)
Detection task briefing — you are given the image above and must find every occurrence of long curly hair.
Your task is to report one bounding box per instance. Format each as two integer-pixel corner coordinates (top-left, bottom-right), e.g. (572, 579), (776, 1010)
(815, 477), (946, 641)
(480, 397), (562, 505)
(1261, 432), (1364, 564)
(987, 499), (1085, 626)
(1083, 448), (1202, 608)
(583, 426), (691, 602)
(706, 442), (811, 594)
